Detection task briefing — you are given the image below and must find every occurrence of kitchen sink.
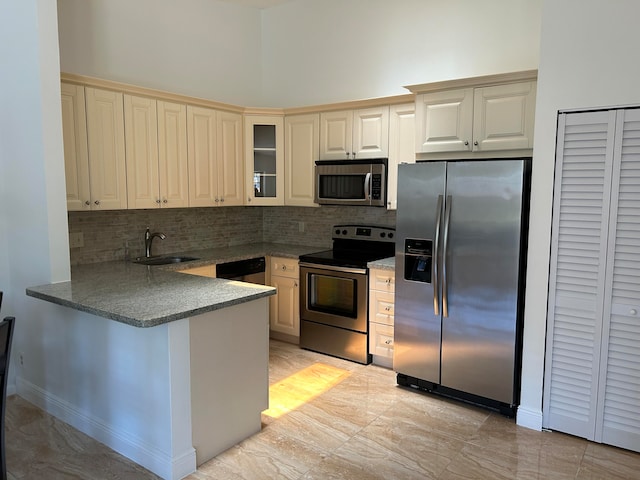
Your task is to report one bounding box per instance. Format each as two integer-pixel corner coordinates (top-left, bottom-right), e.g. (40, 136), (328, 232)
(133, 255), (199, 266)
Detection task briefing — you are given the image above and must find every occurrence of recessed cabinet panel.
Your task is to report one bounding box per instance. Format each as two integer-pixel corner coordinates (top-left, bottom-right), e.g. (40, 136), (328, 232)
(285, 114), (319, 207)
(353, 107), (389, 158)
(388, 103), (415, 210)
(216, 111), (244, 206)
(416, 88), (474, 153)
(158, 101), (189, 208)
(61, 83), (90, 211)
(187, 106), (217, 207)
(124, 94), (159, 209)
(85, 87), (127, 210)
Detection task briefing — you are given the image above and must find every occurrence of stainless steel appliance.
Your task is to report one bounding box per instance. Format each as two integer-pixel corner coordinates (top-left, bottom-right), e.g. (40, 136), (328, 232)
(395, 159), (530, 416)
(299, 225), (395, 364)
(314, 159), (387, 206)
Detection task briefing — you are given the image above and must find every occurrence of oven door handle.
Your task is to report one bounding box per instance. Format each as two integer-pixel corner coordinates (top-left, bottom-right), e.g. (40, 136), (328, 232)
(299, 262), (367, 275)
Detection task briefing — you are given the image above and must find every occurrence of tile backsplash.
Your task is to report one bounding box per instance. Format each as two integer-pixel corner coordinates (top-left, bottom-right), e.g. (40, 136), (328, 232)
(68, 206), (396, 265)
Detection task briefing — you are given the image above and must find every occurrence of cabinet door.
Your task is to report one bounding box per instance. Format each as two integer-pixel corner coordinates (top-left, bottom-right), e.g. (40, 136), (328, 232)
(269, 275), (300, 337)
(217, 111), (244, 206)
(415, 88), (473, 153)
(244, 115), (284, 206)
(124, 94), (159, 209)
(158, 101), (189, 208)
(61, 83), (90, 211)
(85, 87), (127, 210)
(319, 110), (352, 160)
(187, 105), (218, 207)
(285, 114), (319, 207)
(387, 103), (415, 210)
(473, 81), (536, 151)
(352, 106), (389, 159)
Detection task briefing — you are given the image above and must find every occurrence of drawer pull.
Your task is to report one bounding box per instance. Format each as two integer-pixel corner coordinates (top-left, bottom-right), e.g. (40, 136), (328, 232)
(384, 339), (392, 345)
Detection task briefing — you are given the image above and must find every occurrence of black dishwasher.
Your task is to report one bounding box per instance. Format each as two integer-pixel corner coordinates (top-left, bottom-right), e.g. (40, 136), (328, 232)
(215, 257), (266, 285)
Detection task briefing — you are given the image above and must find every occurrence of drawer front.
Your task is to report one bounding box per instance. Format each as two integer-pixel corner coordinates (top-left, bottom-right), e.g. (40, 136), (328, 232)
(270, 257), (299, 279)
(369, 322), (394, 359)
(369, 290), (394, 326)
(370, 268), (395, 292)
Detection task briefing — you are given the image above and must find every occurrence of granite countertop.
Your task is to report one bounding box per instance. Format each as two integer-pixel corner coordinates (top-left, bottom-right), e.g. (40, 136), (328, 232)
(368, 256), (395, 271)
(27, 243), (323, 328)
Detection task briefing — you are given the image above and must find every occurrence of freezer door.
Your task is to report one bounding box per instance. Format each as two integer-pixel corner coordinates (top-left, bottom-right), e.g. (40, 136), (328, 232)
(441, 160), (525, 404)
(394, 162), (446, 383)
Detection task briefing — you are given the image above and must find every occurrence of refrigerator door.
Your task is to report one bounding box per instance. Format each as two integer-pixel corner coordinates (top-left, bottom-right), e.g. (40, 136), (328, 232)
(441, 160), (525, 404)
(394, 162), (446, 383)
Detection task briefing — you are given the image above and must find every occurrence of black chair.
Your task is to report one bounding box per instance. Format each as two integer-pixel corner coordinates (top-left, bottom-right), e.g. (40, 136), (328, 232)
(0, 316), (15, 480)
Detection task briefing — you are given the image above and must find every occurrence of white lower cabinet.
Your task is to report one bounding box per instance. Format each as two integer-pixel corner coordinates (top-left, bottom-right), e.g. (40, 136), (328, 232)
(368, 267), (395, 367)
(269, 257), (300, 342)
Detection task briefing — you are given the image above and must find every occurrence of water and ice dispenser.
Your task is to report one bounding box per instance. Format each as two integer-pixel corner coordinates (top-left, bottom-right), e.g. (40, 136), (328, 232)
(404, 239), (433, 283)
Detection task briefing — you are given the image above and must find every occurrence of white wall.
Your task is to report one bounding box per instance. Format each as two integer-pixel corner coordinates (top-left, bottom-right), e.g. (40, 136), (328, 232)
(0, 0), (70, 393)
(518, 0), (640, 429)
(57, 0), (542, 108)
(57, 0), (264, 106)
(262, 0), (542, 107)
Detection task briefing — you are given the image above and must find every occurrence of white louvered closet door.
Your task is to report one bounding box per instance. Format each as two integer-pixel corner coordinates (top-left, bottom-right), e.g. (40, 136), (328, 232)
(544, 108), (640, 453)
(596, 109), (640, 450)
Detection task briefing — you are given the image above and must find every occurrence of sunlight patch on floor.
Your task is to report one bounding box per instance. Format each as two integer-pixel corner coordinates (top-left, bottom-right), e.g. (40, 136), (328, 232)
(263, 362), (351, 419)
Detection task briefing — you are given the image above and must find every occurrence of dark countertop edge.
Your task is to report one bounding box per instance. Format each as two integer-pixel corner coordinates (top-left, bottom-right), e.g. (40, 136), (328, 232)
(26, 286), (276, 328)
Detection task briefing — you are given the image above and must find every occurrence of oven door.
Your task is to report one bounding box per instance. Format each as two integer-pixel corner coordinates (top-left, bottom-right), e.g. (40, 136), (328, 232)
(299, 263), (368, 333)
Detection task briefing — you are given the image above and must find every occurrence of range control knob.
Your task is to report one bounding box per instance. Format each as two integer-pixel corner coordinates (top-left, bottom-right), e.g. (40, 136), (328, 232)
(335, 229), (341, 235)
(342, 229), (348, 235)
(380, 232), (386, 238)
(388, 232), (394, 239)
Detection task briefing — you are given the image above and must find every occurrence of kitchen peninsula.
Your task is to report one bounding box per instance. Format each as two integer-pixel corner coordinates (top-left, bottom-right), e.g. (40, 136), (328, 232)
(24, 249), (288, 480)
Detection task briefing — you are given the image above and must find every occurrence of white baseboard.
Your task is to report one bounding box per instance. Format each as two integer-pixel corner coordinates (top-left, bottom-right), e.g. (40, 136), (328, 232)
(516, 405), (543, 431)
(16, 376), (196, 480)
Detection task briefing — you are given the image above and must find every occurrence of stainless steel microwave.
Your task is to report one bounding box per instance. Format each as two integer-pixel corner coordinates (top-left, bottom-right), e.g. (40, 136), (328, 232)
(314, 159), (387, 207)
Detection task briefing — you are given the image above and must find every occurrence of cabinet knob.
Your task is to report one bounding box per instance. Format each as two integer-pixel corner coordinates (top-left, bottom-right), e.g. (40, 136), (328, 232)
(386, 278), (392, 284)
(474, 140), (479, 146)
(352, 152), (356, 158)
(464, 141), (469, 146)
(162, 199), (168, 204)
(384, 339), (392, 345)
(215, 197), (219, 203)
(630, 309), (638, 316)
(156, 199), (161, 204)
(94, 200), (100, 205)
(294, 281), (298, 287)
(247, 197), (252, 202)
(84, 200), (91, 206)
(220, 197), (225, 203)
(385, 306), (391, 312)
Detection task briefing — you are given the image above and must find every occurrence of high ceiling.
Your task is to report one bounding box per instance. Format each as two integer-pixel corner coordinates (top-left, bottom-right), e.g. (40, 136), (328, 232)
(217, 0), (295, 8)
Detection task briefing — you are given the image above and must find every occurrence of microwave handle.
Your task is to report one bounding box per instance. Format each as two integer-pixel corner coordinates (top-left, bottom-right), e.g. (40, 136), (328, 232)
(364, 172), (371, 202)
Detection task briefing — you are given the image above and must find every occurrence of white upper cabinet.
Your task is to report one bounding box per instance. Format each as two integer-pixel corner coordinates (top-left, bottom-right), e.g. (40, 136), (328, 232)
(61, 82), (90, 211)
(415, 80), (537, 154)
(125, 96), (189, 209)
(320, 106), (389, 160)
(284, 113), (319, 207)
(187, 106), (244, 207)
(244, 115), (284, 206)
(85, 87), (128, 210)
(387, 103), (415, 210)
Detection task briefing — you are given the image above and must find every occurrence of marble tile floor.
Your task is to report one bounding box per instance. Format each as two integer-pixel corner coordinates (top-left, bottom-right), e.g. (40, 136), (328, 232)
(5, 339), (640, 479)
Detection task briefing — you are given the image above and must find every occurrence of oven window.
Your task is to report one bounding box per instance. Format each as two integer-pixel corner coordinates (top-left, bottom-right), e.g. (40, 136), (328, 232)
(308, 273), (357, 317)
(318, 175), (365, 199)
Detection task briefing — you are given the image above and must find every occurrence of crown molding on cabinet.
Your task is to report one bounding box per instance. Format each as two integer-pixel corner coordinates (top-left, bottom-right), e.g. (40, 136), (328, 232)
(61, 73), (246, 114)
(405, 70), (538, 94)
(282, 94), (415, 115)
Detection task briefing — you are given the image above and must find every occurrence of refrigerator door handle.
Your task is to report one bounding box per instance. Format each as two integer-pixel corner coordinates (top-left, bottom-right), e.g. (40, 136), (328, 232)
(433, 195), (443, 315)
(442, 195), (452, 318)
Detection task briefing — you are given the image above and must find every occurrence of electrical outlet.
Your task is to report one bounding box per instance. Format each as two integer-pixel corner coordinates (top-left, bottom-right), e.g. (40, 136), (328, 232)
(19, 352), (24, 366)
(298, 221), (305, 233)
(69, 232), (84, 248)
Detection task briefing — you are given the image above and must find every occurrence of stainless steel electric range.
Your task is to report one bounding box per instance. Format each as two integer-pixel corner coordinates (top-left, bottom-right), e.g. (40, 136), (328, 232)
(298, 224), (395, 364)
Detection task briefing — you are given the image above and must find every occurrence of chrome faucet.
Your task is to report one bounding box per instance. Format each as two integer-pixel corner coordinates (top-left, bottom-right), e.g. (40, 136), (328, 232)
(144, 227), (166, 258)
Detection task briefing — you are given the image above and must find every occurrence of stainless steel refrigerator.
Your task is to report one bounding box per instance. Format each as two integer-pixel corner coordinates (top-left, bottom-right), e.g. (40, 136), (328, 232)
(394, 159), (530, 415)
